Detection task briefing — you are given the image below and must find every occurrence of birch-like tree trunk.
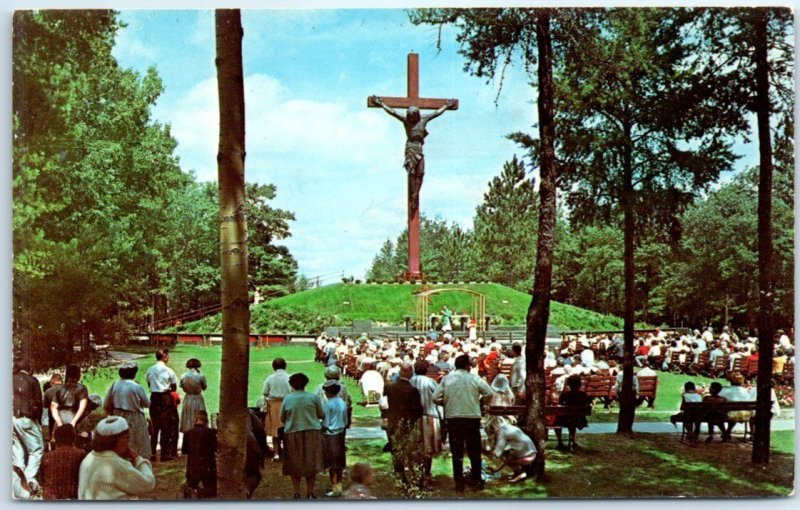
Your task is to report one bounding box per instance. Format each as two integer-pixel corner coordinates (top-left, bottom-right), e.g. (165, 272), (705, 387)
(215, 8), (250, 498)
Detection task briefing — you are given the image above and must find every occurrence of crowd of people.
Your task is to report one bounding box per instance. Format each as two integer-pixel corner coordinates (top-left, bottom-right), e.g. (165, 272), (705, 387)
(11, 323), (794, 500)
(12, 350), (209, 500)
(315, 330), (543, 492)
(558, 327), (795, 379)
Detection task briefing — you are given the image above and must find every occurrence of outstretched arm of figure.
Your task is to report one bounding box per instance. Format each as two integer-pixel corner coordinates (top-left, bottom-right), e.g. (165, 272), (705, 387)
(424, 98), (457, 121)
(370, 95), (405, 122)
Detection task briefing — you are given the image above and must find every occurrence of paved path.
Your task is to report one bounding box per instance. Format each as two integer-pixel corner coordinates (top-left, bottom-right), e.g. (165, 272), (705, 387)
(346, 418), (796, 440)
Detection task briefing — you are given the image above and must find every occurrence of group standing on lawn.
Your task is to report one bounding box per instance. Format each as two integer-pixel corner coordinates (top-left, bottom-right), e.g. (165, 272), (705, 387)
(11, 323), (794, 500)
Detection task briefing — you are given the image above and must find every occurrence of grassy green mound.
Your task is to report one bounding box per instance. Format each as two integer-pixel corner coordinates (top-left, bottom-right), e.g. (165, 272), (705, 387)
(177, 283), (624, 333)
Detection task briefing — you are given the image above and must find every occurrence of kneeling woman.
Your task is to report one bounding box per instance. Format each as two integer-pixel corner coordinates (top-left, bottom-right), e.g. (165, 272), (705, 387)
(280, 373), (325, 499)
(486, 416), (537, 483)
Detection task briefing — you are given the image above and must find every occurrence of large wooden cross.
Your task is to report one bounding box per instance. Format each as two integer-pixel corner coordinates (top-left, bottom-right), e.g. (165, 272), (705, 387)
(368, 53), (459, 282)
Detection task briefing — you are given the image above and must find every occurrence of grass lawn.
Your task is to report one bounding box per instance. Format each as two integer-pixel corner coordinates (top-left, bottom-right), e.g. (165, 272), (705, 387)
(145, 430), (795, 499)
(80, 344), (378, 420)
(81, 345), (791, 427)
(177, 282), (626, 331)
(82, 344), (794, 499)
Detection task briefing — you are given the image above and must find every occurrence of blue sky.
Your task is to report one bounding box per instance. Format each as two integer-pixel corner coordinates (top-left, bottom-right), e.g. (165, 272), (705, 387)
(111, 8), (759, 282)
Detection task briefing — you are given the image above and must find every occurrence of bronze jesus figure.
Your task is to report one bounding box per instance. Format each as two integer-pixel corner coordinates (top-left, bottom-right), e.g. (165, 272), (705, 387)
(370, 95), (457, 205)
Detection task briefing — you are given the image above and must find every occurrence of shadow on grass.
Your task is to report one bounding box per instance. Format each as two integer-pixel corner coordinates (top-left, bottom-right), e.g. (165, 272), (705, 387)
(147, 432), (793, 500)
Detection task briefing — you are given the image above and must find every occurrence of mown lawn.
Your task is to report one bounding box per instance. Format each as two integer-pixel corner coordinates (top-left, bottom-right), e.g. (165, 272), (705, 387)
(145, 430), (795, 500)
(178, 282), (626, 331)
(80, 345), (790, 425)
(80, 344), (377, 420)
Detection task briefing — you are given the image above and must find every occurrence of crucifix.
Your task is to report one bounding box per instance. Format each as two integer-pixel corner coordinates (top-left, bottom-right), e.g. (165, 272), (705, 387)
(368, 52), (458, 282)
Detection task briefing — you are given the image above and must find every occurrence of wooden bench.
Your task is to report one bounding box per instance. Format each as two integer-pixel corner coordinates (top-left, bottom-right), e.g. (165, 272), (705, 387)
(704, 354), (729, 378)
(486, 404), (593, 438)
(668, 351), (688, 372)
(675, 401), (760, 442)
(637, 375), (658, 408)
(582, 374), (615, 407)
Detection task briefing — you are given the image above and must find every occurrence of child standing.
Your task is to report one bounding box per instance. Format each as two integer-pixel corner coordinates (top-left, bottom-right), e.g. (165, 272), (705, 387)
(181, 410), (217, 498)
(321, 380), (347, 497)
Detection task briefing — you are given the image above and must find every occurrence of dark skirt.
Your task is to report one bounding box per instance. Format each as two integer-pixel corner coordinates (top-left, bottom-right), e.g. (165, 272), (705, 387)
(322, 432), (346, 470)
(283, 429), (323, 477)
(555, 415), (588, 430)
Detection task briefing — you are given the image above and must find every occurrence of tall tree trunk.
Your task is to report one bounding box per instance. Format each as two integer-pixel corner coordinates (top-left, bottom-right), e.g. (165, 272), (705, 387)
(524, 9), (555, 480)
(617, 122), (636, 434)
(752, 8), (774, 465)
(215, 9), (250, 498)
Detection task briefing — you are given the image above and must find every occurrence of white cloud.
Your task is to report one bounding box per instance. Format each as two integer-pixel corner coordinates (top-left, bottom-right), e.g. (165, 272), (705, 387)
(189, 11), (214, 47)
(112, 13), (158, 64)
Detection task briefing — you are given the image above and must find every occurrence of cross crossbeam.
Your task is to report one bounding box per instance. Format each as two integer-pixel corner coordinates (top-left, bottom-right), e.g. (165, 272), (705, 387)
(367, 53), (459, 111)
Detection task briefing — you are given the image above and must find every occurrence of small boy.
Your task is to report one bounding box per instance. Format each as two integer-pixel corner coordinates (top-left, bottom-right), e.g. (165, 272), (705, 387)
(181, 410), (217, 498)
(322, 380), (348, 497)
(344, 463), (375, 499)
(39, 424), (86, 499)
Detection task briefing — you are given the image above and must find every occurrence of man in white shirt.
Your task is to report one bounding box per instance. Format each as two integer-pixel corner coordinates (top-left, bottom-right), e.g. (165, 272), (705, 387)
(145, 350), (178, 461)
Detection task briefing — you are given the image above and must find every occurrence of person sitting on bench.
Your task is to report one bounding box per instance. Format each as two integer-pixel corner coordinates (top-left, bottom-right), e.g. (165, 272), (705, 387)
(669, 381), (702, 442)
(701, 381), (727, 443)
(719, 372), (752, 442)
(556, 375), (592, 451)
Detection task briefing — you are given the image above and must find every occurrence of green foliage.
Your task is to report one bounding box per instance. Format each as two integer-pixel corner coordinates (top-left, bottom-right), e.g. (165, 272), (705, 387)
(654, 165), (794, 328)
(13, 10), (190, 362)
(390, 421), (429, 499)
(179, 283), (622, 331)
(472, 156), (538, 289)
(12, 11), (300, 367)
(366, 216), (479, 283)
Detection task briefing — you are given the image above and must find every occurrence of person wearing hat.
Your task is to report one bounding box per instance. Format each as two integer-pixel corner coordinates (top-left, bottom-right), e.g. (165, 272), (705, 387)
(315, 366), (352, 430)
(280, 372), (325, 499)
(77, 416), (155, 499)
(262, 357), (292, 461)
(40, 424), (86, 499)
(321, 381), (348, 497)
(103, 361), (151, 460)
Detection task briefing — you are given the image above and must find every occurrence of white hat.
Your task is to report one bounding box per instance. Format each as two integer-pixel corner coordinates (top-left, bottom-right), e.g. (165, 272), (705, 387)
(95, 416), (129, 436)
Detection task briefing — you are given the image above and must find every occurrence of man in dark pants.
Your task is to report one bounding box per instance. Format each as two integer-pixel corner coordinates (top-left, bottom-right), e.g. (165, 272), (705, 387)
(145, 349), (178, 461)
(433, 354), (493, 492)
(384, 363), (423, 485)
(13, 357), (44, 497)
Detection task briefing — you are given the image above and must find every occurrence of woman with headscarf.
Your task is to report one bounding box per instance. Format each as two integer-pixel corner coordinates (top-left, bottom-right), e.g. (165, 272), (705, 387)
(51, 365), (92, 450)
(77, 416), (155, 499)
(489, 374), (516, 407)
(280, 373), (324, 499)
(488, 373), (517, 426)
(179, 358), (208, 434)
(103, 361), (151, 459)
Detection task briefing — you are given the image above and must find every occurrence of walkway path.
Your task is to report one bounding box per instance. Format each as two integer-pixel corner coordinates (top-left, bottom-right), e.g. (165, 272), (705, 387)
(346, 418), (796, 440)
